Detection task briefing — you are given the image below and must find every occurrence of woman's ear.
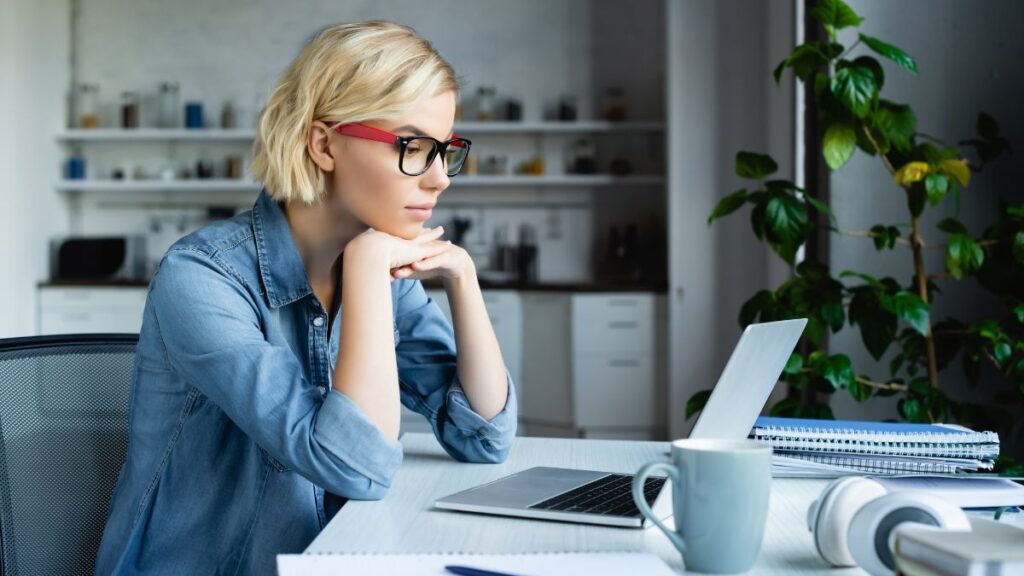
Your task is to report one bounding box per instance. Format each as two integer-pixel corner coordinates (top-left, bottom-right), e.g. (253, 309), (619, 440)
(307, 121), (336, 172)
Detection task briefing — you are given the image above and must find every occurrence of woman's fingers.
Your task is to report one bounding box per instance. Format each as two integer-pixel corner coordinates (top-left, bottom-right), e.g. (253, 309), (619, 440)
(412, 226), (445, 244)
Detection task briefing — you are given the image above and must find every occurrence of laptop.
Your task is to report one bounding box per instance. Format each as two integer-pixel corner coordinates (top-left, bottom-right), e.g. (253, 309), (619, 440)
(433, 318), (807, 528)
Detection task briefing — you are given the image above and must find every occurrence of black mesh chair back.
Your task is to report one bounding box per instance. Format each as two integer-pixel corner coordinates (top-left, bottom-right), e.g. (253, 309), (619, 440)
(0, 334), (138, 576)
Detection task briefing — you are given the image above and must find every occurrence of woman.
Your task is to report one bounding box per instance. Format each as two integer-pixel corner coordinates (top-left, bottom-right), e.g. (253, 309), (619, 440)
(95, 21), (516, 575)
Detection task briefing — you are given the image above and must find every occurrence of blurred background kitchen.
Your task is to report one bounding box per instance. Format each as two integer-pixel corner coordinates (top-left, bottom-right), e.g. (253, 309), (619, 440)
(0, 0), (1021, 444)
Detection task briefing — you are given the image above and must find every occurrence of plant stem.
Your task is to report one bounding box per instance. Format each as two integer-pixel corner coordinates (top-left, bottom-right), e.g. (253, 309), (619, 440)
(856, 376), (908, 391)
(863, 125), (940, 390)
(911, 215), (940, 389)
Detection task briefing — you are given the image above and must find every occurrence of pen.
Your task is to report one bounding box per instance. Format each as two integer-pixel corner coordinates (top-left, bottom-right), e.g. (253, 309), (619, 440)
(444, 564), (528, 576)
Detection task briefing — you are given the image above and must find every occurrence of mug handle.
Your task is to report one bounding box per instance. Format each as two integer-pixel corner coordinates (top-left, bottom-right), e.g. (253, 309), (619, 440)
(632, 461), (686, 555)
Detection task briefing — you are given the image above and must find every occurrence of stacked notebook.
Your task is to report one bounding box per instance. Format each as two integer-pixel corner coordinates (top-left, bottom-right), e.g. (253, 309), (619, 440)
(749, 417), (1000, 477)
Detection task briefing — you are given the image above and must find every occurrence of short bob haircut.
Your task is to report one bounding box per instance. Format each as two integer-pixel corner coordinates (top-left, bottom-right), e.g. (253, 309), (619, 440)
(251, 21), (459, 204)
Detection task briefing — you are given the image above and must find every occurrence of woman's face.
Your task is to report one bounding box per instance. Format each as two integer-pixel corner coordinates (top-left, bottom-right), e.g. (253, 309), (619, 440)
(326, 91), (457, 240)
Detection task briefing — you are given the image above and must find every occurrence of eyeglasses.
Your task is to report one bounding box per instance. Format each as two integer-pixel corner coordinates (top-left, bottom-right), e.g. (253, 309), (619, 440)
(329, 122), (472, 177)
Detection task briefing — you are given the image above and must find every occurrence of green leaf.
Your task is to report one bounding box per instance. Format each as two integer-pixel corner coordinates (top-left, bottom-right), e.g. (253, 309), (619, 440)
(773, 42), (843, 83)
(1014, 231), (1024, 265)
(938, 217), (967, 235)
(1015, 305), (1024, 324)
(823, 121), (857, 170)
(994, 342), (1012, 365)
(708, 188), (749, 224)
(899, 397), (926, 423)
(873, 101), (917, 153)
(811, 0), (864, 36)
(870, 225), (900, 251)
(848, 378), (872, 402)
(739, 289), (774, 327)
(821, 301), (846, 332)
(925, 173), (948, 205)
(804, 195), (836, 225)
(784, 353), (804, 375)
(882, 291), (930, 336)
(946, 234), (985, 279)
(848, 286), (897, 360)
(977, 112), (1000, 140)
(735, 151), (778, 180)
(889, 353), (905, 376)
(858, 33), (918, 73)
(831, 63), (877, 118)
(765, 194), (809, 264)
(819, 354), (855, 390)
(769, 397), (801, 417)
(686, 389), (712, 420)
(851, 55), (885, 90)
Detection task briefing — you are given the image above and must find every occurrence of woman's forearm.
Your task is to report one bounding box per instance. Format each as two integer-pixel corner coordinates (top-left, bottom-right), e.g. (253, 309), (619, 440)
(333, 240), (401, 441)
(445, 268), (509, 420)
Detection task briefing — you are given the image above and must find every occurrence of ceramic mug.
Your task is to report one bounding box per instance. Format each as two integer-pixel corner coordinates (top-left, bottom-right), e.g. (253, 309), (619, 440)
(633, 438), (772, 574)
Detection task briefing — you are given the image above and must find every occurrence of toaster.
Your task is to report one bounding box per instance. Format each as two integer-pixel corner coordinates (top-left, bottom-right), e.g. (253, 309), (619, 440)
(51, 236), (148, 281)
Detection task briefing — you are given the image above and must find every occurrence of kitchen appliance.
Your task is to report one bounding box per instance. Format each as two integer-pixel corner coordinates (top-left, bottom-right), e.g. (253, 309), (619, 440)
(51, 236), (147, 282)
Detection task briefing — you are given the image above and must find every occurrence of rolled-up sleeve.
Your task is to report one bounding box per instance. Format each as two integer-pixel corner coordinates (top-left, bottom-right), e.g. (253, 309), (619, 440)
(394, 280), (517, 463)
(150, 249), (402, 499)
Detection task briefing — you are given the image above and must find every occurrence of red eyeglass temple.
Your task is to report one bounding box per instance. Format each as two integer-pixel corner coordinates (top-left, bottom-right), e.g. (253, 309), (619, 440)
(333, 122), (463, 143)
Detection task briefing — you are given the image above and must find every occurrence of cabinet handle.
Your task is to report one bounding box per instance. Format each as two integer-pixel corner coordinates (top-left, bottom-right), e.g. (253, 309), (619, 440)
(608, 321), (638, 330)
(609, 359), (639, 368)
(607, 298), (639, 307)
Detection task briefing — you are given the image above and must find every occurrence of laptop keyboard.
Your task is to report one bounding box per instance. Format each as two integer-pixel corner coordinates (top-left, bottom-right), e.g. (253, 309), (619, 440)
(528, 473), (666, 517)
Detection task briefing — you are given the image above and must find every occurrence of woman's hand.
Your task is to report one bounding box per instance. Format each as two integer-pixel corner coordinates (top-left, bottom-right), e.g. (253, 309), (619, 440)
(346, 226), (475, 281)
(389, 238), (474, 281)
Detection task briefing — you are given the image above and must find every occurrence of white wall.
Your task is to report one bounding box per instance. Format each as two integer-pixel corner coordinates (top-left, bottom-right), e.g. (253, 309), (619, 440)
(0, 0), (70, 337)
(828, 0), (1024, 437)
(668, 0), (796, 439)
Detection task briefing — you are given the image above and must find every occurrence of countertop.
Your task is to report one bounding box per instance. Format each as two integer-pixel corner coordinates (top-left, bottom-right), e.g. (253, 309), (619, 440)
(40, 278), (667, 293)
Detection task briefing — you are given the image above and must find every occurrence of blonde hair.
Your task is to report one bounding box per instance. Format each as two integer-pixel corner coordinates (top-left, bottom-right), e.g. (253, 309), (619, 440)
(251, 21), (459, 204)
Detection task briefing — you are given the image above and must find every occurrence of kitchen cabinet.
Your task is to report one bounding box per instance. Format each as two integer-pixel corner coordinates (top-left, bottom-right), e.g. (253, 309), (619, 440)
(521, 292), (665, 440)
(38, 286), (147, 334)
(403, 289), (523, 436)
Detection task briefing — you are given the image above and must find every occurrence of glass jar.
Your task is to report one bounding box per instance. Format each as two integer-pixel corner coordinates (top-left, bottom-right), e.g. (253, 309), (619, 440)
(220, 101), (236, 129)
(158, 82), (180, 128)
(76, 83), (100, 128)
(602, 87), (627, 121)
(476, 86), (496, 121)
(121, 91), (140, 129)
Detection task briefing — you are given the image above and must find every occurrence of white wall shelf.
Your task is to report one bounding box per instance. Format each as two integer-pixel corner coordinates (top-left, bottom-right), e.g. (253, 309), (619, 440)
(54, 174), (664, 193)
(55, 121), (664, 142)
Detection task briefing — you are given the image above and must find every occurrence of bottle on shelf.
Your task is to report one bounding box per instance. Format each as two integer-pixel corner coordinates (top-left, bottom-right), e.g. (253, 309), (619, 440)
(75, 83), (100, 128)
(121, 91), (140, 129)
(158, 82), (180, 128)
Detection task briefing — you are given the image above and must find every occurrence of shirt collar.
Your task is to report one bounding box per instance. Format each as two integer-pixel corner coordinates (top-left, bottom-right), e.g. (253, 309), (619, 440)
(251, 189), (312, 308)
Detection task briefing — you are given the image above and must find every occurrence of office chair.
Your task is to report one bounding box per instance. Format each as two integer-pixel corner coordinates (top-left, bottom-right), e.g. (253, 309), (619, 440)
(0, 334), (138, 576)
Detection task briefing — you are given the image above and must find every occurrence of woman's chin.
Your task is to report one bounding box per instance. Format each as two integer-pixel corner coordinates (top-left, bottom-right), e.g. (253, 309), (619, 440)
(375, 222), (425, 240)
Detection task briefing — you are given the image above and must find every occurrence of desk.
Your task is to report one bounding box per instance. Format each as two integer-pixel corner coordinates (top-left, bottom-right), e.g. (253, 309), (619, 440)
(306, 433), (863, 574)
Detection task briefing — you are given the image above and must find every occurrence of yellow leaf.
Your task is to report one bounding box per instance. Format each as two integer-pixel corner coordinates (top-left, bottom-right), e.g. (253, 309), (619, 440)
(893, 161), (930, 185)
(940, 158), (971, 187)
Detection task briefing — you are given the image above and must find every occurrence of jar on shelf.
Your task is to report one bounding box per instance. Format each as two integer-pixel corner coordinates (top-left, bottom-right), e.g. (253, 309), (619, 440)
(557, 94), (578, 121)
(221, 101), (236, 129)
(121, 91), (140, 129)
(75, 83), (100, 128)
(602, 87), (627, 121)
(475, 86), (496, 121)
(158, 82), (180, 128)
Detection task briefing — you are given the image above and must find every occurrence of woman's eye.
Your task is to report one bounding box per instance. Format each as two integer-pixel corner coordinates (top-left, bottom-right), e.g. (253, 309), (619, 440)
(405, 146), (423, 156)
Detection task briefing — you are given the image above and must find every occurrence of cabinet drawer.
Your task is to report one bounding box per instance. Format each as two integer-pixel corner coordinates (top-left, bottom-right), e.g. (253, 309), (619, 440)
(40, 287), (147, 310)
(572, 353), (655, 428)
(571, 294), (654, 354)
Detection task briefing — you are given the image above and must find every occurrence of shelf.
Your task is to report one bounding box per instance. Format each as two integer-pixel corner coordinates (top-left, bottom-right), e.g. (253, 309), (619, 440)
(55, 121), (663, 142)
(55, 180), (260, 192)
(54, 174), (664, 192)
(56, 129), (257, 142)
(452, 174), (664, 186)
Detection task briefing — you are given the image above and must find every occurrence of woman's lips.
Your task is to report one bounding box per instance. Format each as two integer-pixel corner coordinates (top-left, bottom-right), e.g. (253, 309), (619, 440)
(405, 206), (433, 221)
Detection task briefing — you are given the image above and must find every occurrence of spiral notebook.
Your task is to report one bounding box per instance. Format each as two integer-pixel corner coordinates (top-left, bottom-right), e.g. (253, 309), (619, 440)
(750, 417), (1000, 476)
(277, 551), (676, 576)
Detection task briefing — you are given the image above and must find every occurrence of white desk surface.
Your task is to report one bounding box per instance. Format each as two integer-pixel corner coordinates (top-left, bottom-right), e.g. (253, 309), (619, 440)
(306, 433), (864, 574)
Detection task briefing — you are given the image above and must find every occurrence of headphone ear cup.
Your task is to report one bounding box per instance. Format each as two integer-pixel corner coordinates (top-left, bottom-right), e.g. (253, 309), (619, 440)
(847, 492), (971, 576)
(809, 477), (887, 567)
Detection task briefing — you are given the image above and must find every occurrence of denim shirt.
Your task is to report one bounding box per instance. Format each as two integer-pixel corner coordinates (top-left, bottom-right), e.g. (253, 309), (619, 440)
(94, 190), (517, 575)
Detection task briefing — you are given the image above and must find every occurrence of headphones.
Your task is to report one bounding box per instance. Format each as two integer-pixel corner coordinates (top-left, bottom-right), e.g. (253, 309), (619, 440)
(807, 476), (972, 575)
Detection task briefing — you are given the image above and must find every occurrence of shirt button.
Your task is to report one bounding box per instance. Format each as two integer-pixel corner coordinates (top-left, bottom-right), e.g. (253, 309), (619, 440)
(313, 316), (325, 327)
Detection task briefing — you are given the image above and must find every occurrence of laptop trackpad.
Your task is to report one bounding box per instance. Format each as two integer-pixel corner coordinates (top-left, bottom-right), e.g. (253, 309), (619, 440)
(440, 467), (607, 508)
